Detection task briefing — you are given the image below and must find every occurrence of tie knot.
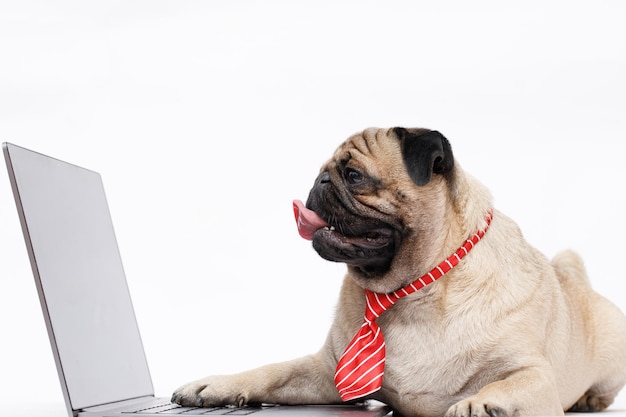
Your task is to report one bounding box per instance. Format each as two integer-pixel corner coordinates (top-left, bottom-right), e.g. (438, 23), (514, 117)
(364, 290), (399, 322)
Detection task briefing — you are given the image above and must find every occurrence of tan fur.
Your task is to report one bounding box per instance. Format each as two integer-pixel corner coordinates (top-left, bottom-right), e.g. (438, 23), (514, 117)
(172, 128), (626, 416)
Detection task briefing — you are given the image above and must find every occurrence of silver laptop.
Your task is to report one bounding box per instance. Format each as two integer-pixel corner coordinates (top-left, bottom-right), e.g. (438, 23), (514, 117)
(3, 143), (391, 417)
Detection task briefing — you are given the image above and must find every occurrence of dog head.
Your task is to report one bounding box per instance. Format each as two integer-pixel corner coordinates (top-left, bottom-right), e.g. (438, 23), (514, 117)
(295, 127), (467, 293)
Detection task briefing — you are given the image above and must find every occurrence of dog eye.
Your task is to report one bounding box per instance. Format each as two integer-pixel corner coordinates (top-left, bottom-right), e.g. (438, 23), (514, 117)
(345, 168), (364, 185)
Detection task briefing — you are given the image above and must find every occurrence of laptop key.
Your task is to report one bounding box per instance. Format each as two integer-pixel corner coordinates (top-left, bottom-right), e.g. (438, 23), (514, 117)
(156, 406), (204, 414)
(225, 408), (264, 415)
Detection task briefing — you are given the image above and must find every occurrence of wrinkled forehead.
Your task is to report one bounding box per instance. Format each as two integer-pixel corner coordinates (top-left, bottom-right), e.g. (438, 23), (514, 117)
(329, 128), (401, 165)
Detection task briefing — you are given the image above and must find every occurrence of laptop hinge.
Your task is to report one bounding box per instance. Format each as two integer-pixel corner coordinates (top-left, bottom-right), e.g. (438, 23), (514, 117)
(78, 395), (157, 415)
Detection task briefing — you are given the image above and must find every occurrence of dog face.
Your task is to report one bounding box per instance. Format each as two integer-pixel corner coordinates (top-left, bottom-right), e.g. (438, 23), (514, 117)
(299, 127), (456, 292)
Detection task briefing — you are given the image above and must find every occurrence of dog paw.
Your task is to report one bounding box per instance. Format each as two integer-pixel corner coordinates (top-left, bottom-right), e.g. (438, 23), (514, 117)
(444, 399), (513, 417)
(171, 376), (252, 408)
(567, 392), (611, 412)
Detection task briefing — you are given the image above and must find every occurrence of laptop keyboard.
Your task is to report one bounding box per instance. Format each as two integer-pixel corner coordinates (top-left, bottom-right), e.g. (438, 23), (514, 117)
(123, 402), (269, 415)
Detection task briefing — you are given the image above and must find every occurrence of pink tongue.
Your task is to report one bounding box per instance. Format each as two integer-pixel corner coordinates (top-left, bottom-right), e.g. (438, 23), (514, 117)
(293, 199), (329, 241)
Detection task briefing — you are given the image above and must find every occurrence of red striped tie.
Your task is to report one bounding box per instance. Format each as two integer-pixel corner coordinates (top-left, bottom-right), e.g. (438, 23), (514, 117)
(334, 211), (493, 401)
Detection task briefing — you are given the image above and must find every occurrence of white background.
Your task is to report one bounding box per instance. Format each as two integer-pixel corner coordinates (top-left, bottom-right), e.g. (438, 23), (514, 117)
(1, 1), (625, 415)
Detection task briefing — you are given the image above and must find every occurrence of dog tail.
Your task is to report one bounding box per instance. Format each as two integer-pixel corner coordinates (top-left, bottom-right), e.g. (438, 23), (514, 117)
(551, 249), (591, 286)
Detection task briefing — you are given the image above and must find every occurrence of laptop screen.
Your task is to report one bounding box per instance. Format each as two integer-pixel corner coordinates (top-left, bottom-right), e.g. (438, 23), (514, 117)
(4, 143), (154, 411)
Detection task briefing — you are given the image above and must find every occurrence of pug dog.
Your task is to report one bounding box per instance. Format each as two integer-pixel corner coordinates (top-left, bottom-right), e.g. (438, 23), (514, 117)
(172, 128), (626, 417)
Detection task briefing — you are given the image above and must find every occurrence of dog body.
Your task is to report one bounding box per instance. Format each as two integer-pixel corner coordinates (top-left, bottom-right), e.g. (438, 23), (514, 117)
(173, 128), (626, 416)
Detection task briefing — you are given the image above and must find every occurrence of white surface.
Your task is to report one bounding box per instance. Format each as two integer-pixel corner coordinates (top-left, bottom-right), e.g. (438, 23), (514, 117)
(1, 1), (625, 415)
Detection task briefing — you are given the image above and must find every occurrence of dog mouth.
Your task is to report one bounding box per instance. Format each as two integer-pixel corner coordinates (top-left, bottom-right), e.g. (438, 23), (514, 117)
(293, 200), (397, 269)
(314, 225), (394, 249)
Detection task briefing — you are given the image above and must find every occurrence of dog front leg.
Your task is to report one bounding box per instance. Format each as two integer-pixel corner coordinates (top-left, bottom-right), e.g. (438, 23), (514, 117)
(444, 365), (564, 417)
(171, 352), (342, 407)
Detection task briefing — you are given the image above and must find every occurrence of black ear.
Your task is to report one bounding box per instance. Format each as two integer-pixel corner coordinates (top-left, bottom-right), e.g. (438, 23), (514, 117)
(393, 127), (454, 186)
